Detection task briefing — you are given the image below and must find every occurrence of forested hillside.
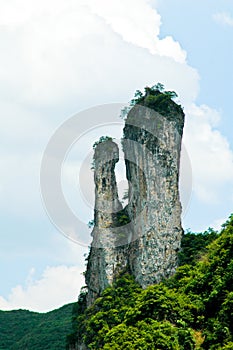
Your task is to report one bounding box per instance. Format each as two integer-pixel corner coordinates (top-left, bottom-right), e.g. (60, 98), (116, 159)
(1, 215), (232, 349)
(0, 303), (73, 349)
(67, 214), (233, 349)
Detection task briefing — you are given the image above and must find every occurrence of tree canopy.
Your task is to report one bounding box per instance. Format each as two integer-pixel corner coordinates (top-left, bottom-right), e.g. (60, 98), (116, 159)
(68, 214), (233, 349)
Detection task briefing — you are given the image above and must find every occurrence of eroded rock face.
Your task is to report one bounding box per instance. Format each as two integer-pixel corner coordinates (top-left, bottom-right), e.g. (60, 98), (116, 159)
(123, 104), (184, 287)
(85, 140), (129, 306)
(85, 101), (185, 305)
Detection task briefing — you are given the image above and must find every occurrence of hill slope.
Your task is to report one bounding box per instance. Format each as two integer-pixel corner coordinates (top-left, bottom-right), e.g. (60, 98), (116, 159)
(0, 303), (73, 350)
(68, 214), (233, 349)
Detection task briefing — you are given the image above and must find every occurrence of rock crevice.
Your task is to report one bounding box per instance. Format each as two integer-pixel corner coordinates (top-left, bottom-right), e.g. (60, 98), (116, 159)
(85, 100), (185, 306)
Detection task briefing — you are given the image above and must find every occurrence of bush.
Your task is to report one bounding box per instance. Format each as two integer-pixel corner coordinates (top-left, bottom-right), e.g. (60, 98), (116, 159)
(68, 214), (233, 349)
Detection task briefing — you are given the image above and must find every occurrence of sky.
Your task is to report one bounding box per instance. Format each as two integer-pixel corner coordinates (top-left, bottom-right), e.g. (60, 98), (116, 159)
(0, 0), (233, 312)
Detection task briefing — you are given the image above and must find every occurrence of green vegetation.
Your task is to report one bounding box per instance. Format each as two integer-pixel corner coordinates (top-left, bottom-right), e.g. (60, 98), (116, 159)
(68, 214), (233, 349)
(93, 136), (113, 149)
(87, 219), (95, 229)
(178, 228), (219, 266)
(1, 215), (232, 349)
(0, 303), (73, 349)
(121, 83), (183, 120)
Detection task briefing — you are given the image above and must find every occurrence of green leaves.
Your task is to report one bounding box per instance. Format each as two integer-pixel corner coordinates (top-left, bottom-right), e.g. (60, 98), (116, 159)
(130, 83), (182, 117)
(0, 303), (74, 350)
(178, 228), (218, 266)
(120, 83), (182, 121)
(68, 213), (233, 349)
(125, 284), (200, 328)
(103, 320), (195, 350)
(93, 136), (113, 149)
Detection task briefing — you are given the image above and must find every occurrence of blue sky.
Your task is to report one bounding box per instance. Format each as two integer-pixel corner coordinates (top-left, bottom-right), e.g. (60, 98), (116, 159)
(0, 0), (233, 312)
(156, 0), (233, 230)
(157, 0), (233, 137)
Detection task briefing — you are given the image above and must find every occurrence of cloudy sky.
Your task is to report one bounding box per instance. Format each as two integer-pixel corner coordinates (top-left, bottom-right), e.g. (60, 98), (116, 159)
(0, 0), (233, 312)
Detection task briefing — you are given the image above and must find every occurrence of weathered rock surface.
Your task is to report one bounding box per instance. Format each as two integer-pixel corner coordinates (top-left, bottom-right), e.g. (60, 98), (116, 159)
(85, 140), (129, 306)
(123, 104), (184, 287)
(85, 98), (185, 305)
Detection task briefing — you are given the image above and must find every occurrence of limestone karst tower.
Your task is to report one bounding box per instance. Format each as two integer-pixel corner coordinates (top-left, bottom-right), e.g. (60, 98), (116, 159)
(85, 139), (130, 306)
(85, 85), (185, 305)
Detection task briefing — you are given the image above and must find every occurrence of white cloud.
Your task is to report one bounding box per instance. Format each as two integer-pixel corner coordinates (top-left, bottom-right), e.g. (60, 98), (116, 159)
(184, 104), (233, 203)
(0, 0), (199, 221)
(210, 217), (228, 231)
(0, 0), (186, 63)
(49, 232), (88, 266)
(213, 12), (233, 27)
(0, 152), (44, 218)
(0, 0), (196, 107)
(0, 265), (85, 312)
(155, 35), (186, 63)
(86, 0), (186, 63)
(0, 101), (55, 218)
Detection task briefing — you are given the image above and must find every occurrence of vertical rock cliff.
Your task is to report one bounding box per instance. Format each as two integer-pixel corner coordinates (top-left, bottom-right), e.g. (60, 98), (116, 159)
(123, 100), (184, 287)
(85, 86), (185, 305)
(85, 139), (129, 306)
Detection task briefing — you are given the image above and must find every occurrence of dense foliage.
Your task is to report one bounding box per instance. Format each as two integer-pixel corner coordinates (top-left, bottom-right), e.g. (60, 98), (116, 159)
(68, 214), (233, 349)
(178, 228), (218, 266)
(121, 83), (183, 120)
(0, 303), (73, 349)
(92, 136), (113, 149)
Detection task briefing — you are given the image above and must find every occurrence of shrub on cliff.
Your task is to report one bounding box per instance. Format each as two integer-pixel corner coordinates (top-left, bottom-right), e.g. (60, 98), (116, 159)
(67, 213), (233, 349)
(121, 83), (183, 120)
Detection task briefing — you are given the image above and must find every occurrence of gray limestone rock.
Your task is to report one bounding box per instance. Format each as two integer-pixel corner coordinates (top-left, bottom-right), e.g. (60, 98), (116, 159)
(123, 104), (184, 287)
(85, 98), (184, 306)
(85, 140), (129, 306)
